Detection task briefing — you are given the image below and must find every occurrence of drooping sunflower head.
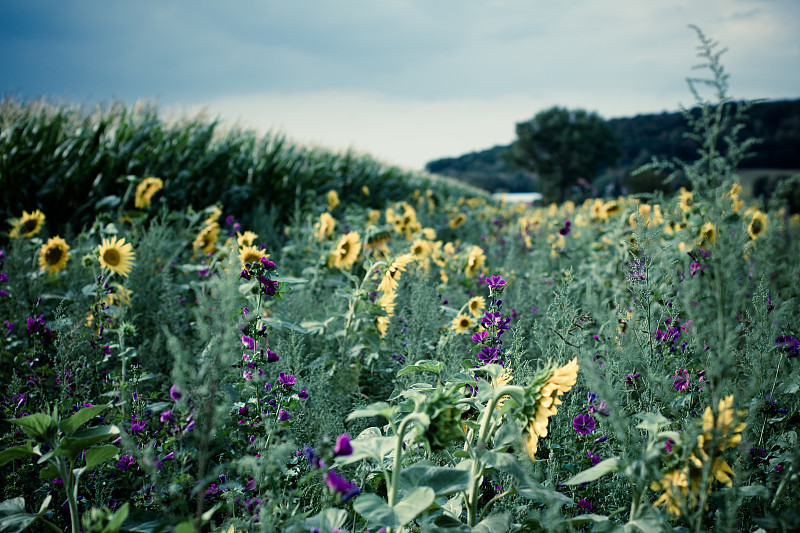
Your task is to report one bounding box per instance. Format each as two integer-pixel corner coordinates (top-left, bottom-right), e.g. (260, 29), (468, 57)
(377, 253), (415, 293)
(38, 236), (70, 274)
(316, 213), (336, 241)
(240, 245), (267, 268)
(467, 296), (486, 317)
(193, 222), (220, 255)
(602, 200), (622, 218)
(747, 211), (767, 240)
(134, 177), (164, 209)
(450, 313), (474, 334)
(237, 230), (259, 249)
(10, 210), (46, 238)
(329, 232), (361, 270)
(97, 236), (135, 277)
(520, 357), (579, 460)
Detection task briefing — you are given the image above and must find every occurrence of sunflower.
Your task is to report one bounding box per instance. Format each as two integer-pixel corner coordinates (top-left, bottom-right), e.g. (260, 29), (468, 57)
(97, 236), (135, 277)
(376, 315), (390, 337)
(464, 245), (486, 278)
(362, 185), (370, 196)
(449, 213), (467, 229)
(316, 213), (336, 241)
(193, 222), (220, 255)
(651, 469), (690, 516)
(698, 221), (716, 246)
(10, 210), (46, 238)
(378, 289), (398, 316)
(329, 232), (361, 270)
(240, 245), (267, 268)
(327, 190), (340, 211)
(747, 211), (767, 240)
(602, 200), (622, 217)
(38, 236), (70, 274)
(134, 177), (164, 209)
(204, 206), (223, 225)
(367, 209), (381, 224)
(677, 187), (694, 214)
(467, 296), (486, 317)
(451, 313), (474, 334)
(237, 230), (259, 249)
(377, 253), (415, 293)
(523, 357), (579, 460)
(410, 239), (433, 260)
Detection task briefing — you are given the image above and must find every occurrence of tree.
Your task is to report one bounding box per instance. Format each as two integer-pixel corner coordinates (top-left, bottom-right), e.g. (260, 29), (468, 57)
(508, 106), (621, 202)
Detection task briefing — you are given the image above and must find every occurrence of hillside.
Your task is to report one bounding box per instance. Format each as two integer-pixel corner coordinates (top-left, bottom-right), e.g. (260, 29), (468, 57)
(426, 98), (800, 196)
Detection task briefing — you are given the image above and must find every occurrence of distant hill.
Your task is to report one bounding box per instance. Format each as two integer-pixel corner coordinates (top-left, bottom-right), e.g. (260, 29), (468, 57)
(425, 99), (800, 195)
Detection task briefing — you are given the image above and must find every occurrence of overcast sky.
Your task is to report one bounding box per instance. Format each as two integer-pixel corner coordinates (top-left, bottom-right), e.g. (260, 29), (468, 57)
(2, 1), (798, 170)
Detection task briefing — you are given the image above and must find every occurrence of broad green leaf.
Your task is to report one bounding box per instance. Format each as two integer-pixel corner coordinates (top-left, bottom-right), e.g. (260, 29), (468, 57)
(60, 404), (107, 436)
(173, 521), (195, 533)
(429, 513), (471, 533)
(565, 457), (622, 485)
(635, 413), (670, 434)
(354, 487), (435, 529)
(474, 511), (511, 533)
(398, 462), (471, 497)
(346, 402), (394, 422)
(39, 463), (58, 479)
(0, 497), (37, 533)
(0, 442), (38, 467)
(84, 444), (119, 471)
(494, 418), (521, 448)
(54, 425), (120, 461)
(105, 503), (129, 532)
(479, 451), (572, 504)
(491, 385), (525, 408)
(397, 360), (444, 377)
(301, 508), (348, 533)
(558, 513), (610, 526)
(6, 414), (55, 441)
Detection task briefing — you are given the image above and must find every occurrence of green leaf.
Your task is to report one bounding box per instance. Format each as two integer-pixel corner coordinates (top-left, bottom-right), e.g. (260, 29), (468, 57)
(60, 404), (107, 436)
(565, 457), (622, 485)
(346, 402), (394, 422)
(6, 414), (55, 441)
(84, 444), (119, 471)
(0, 497), (37, 533)
(54, 425), (120, 462)
(398, 462), (471, 497)
(39, 463), (58, 479)
(301, 508), (348, 533)
(336, 435), (396, 466)
(354, 487), (435, 529)
(429, 513), (471, 533)
(0, 442), (38, 467)
(474, 512), (511, 533)
(173, 521), (195, 533)
(479, 451), (572, 505)
(635, 413), (670, 434)
(397, 360), (444, 377)
(558, 513), (610, 526)
(262, 316), (310, 334)
(105, 503), (129, 532)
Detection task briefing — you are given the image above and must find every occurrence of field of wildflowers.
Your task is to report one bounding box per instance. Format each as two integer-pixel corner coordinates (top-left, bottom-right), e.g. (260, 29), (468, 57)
(1, 28), (799, 533)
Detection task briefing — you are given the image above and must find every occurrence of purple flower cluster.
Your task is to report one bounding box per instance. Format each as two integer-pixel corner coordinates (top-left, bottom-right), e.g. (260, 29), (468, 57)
(471, 276), (512, 371)
(572, 413), (596, 436)
(775, 334), (799, 358)
(584, 392), (610, 417)
(558, 220), (572, 236)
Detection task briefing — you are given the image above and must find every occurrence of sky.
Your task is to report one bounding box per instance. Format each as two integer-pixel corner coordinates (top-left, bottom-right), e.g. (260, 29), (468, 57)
(2, 0), (799, 170)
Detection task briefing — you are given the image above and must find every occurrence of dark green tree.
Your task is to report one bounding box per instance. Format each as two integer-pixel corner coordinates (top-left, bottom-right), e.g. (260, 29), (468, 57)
(509, 106), (621, 202)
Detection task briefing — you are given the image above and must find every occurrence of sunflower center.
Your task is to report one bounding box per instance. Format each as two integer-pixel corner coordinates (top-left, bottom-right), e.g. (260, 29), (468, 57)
(45, 247), (63, 265)
(21, 220), (38, 233)
(339, 242), (350, 256)
(751, 220), (763, 234)
(243, 252), (260, 264)
(103, 249), (121, 266)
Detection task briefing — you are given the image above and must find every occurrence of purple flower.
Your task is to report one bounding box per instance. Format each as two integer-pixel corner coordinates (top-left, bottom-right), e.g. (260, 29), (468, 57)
(278, 409), (290, 421)
(240, 269), (251, 280)
(266, 349), (279, 363)
(775, 335), (799, 358)
(586, 451), (601, 466)
(484, 276), (506, 291)
(303, 446), (323, 468)
(572, 414), (596, 436)
(298, 389), (309, 399)
(4, 320), (15, 335)
(26, 314), (46, 333)
(163, 452), (175, 461)
(577, 498), (594, 512)
(278, 371), (296, 388)
(260, 257), (277, 270)
(169, 385), (182, 401)
(334, 434), (353, 457)
(117, 455), (136, 470)
(325, 470), (361, 502)
(625, 372), (641, 385)
(471, 331), (488, 344)
(672, 369), (691, 392)
(130, 418), (146, 433)
(102, 345), (111, 356)
(242, 335), (255, 350)
(478, 345), (500, 364)
(160, 409), (175, 423)
(665, 438), (676, 453)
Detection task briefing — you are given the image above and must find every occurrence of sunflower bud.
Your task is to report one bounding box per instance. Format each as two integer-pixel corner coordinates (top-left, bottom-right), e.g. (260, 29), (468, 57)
(422, 387), (464, 451)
